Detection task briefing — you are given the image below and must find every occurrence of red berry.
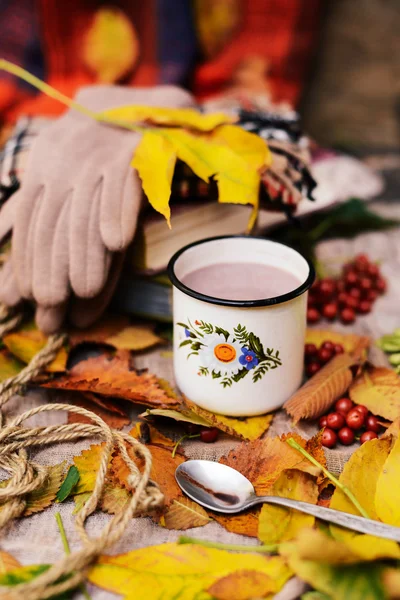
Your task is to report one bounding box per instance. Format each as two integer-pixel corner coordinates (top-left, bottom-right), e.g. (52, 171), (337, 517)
(334, 343), (345, 355)
(338, 427), (355, 446)
(366, 415), (380, 433)
(322, 303), (338, 320)
(319, 415), (328, 428)
(200, 427), (219, 443)
(357, 300), (372, 315)
(337, 280), (346, 293)
(340, 308), (356, 324)
(308, 292), (318, 307)
(318, 347), (334, 364)
(326, 412), (346, 430)
(360, 431), (378, 444)
(306, 361), (321, 377)
(335, 397), (354, 414)
(348, 287), (361, 299)
(375, 278), (387, 294)
(319, 279), (336, 299)
(321, 341), (335, 351)
(304, 343), (318, 359)
(359, 277), (372, 293)
(338, 292), (349, 307)
(367, 264), (379, 279)
(345, 296), (359, 310)
(354, 404), (369, 417)
(185, 423), (201, 435)
(307, 308), (321, 324)
(367, 289), (379, 303)
(346, 408), (366, 430)
(355, 254), (369, 265)
(345, 271), (358, 287)
(321, 428), (337, 449)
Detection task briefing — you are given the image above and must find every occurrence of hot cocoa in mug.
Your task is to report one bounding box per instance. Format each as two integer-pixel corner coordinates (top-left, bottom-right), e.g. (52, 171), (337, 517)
(168, 236), (315, 416)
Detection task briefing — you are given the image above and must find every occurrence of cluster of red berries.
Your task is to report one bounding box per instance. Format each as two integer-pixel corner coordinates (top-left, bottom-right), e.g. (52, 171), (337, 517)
(307, 254), (387, 325)
(319, 397), (382, 449)
(304, 340), (344, 378)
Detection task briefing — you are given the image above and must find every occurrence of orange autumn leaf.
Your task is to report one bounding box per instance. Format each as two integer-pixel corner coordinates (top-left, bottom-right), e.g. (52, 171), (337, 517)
(0, 552), (21, 574)
(67, 392), (130, 430)
(130, 422), (176, 451)
(213, 510), (260, 538)
(284, 353), (360, 422)
(207, 570), (276, 600)
(306, 329), (370, 359)
(41, 352), (180, 409)
(68, 314), (130, 346)
(161, 496), (210, 530)
(349, 366), (400, 421)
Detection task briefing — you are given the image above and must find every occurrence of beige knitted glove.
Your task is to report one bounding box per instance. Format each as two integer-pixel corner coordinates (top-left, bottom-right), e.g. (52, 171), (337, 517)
(0, 84), (194, 332)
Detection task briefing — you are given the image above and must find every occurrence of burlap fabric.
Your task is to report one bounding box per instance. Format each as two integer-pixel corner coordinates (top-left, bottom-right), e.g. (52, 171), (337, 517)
(0, 201), (398, 599)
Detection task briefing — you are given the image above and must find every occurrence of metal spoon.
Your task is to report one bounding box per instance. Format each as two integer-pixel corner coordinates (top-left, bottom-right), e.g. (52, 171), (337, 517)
(175, 460), (400, 542)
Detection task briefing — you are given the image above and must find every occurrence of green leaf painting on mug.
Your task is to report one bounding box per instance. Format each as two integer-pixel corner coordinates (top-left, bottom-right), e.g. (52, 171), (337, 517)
(177, 320), (282, 386)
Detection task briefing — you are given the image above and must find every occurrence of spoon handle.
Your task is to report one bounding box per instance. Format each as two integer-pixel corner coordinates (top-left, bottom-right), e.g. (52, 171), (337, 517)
(255, 496), (400, 541)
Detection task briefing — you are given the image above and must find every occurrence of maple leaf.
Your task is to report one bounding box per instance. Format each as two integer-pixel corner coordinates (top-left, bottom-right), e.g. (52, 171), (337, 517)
(0, 552), (21, 574)
(329, 436), (392, 541)
(305, 329), (370, 358)
(258, 470), (319, 544)
(349, 366), (400, 421)
(102, 105), (235, 131)
(87, 543), (292, 600)
(3, 321), (67, 372)
(67, 391), (131, 430)
(160, 496), (211, 530)
(41, 352), (180, 409)
(284, 353), (361, 422)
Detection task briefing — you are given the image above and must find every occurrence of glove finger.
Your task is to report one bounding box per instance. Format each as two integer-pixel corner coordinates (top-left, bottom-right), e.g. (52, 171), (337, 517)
(13, 184), (43, 299)
(100, 162), (142, 251)
(69, 251), (125, 328)
(35, 303), (67, 334)
(0, 259), (23, 306)
(31, 188), (71, 306)
(69, 174), (112, 298)
(0, 192), (19, 241)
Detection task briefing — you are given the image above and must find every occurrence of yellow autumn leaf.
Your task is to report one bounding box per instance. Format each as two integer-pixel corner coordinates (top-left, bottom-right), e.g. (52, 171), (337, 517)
(88, 543), (292, 600)
(84, 7), (139, 83)
(0, 350), (24, 381)
(102, 105), (235, 132)
(162, 127), (261, 206)
(105, 324), (164, 352)
(132, 131), (176, 226)
(329, 437), (392, 541)
(349, 367), (400, 421)
(375, 436), (400, 526)
(73, 443), (108, 495)
(0, 552), (21, 574)
(207, 570), (277, 600)
(211, 124), (271, 172)
(182, 396), (273, 440)
(3, 321), (67, 372)
(258, 470), (318, 544)
(281, 527), (400, 565)
(161, 496), (210, 530)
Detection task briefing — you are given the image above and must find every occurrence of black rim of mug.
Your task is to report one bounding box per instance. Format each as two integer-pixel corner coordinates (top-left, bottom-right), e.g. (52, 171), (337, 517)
(167, 235), (316, 308)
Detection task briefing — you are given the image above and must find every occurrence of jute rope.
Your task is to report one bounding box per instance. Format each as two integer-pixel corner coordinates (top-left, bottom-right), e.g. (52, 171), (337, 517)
(0, 306), (164, 600)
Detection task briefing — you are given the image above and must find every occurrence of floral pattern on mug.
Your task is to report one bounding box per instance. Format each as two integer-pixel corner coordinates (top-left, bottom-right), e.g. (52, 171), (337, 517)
(177, 320), (282, 387)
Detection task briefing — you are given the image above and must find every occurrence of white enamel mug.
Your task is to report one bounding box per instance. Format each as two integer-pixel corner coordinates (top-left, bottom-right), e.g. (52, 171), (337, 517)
(168, 236), (315, 416)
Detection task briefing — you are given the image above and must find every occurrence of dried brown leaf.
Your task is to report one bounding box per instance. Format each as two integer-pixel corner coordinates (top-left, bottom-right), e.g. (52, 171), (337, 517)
(68, 315), (130, 346)
(284, 353), (359, 422)
(41, 352), (180, 409)
(67, 392), (130, 430)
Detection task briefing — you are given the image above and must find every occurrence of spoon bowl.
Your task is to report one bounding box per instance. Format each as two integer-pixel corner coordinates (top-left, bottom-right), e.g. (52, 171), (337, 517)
(175, 459), (400, 542)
